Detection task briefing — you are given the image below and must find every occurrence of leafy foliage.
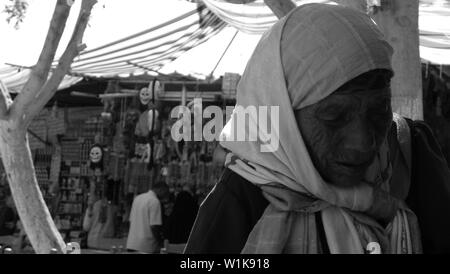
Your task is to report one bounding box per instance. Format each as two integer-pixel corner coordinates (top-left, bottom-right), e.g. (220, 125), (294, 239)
(3, 0), (28, 29)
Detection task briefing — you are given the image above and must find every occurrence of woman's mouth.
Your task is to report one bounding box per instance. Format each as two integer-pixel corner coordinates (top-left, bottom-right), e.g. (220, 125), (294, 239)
(334, 160), (373, 175)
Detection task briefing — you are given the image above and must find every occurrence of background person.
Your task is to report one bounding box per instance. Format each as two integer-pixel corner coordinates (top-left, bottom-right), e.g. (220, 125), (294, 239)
(166, 182), (198, 245)
(83, 185), (118, 250)
(126, 182), (167, 253)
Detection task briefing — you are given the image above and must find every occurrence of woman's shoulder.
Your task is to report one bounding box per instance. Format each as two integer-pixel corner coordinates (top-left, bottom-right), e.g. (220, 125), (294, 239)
(213, 168), (268, 208)
(185, 168), (269, 254)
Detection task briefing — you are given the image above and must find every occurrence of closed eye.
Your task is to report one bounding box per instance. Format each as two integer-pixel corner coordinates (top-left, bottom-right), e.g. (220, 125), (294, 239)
(316, 107), (351, 127)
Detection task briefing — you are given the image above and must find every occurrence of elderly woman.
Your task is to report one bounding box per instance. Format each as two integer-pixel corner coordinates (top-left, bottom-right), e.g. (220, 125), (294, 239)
(185, 3), (450, 254)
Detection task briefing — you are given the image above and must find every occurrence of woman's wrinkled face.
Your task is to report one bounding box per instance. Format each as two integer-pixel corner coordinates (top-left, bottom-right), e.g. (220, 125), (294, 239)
(295, 70), (393, 187)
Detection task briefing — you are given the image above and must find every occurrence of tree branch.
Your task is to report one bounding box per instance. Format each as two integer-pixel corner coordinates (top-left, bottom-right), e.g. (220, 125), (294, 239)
(16, 0), (97, 127)
(0, 80), (13, 120)
(11, 0), (72, 118)
(264, 0), (296, 19)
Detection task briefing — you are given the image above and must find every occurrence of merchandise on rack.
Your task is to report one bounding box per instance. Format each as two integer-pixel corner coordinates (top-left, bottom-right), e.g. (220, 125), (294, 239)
(34, 148), (53, 200)
(25, 77), (236, 249)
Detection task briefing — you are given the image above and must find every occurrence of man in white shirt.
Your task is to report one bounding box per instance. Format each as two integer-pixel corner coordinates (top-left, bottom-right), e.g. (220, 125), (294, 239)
(126, 182), (166, 253)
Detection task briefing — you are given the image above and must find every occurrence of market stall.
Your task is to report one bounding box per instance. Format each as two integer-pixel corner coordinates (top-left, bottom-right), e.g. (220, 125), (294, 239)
(0, 72), (239, 253)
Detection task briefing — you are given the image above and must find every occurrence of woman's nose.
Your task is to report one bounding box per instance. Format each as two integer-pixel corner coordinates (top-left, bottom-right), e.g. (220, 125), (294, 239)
(344, 117), (376, 153)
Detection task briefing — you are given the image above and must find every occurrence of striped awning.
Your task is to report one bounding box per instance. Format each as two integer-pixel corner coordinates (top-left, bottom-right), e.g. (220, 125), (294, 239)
(202, 0), (330, 34)
(0, 66), (82, 94)
(67, 5), (226, 77)
(203, 0), (450, 64)
(1, 4), (226, 92)
(2, 0), (449, 95)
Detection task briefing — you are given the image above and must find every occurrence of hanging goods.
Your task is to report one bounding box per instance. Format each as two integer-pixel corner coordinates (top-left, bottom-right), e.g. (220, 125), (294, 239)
(147, 78), (162, 170)
(89, 144), (104, 171)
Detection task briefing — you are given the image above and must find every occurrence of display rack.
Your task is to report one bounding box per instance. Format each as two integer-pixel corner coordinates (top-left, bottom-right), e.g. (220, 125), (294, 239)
(57, 137), (91, 242)
(56, 114), (103, 243)
(33, 147), (54, 203)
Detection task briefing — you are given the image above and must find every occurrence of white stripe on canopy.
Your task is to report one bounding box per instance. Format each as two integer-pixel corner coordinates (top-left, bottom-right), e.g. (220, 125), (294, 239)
(203, 0), (450, 65)
(1, 5), (226, 92)
(2, 1), (449, 94)
(68, 5), (226, 76)
(0, 66), (82, 94)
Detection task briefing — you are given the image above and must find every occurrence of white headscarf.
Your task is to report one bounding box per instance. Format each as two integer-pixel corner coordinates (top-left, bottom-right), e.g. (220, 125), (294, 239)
(219, 3), (421, 253)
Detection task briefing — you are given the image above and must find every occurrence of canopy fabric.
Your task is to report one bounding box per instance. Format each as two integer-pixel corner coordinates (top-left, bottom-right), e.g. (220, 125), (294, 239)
(1, 4), (226, 92)
(66, 5), (226, 77)
(202, 0), (330, 34)
(419, 5), (450, 64)
(0, 66), (81, 94)
(2, 0), (449, 94)
(203, 0), (450, 65)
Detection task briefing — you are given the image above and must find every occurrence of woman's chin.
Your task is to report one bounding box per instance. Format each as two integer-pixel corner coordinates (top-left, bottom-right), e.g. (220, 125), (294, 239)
(325, 172), (365, 188)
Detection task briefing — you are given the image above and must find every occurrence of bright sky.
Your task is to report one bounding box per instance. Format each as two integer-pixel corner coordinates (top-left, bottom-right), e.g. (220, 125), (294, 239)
(0, 0), (261, 78)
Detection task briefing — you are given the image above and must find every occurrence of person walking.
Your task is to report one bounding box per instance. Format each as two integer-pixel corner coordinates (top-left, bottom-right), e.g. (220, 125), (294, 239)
(126, 182), (167, 253)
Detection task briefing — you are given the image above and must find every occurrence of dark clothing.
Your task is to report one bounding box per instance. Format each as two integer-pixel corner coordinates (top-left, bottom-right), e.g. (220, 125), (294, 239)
(160, 194), (174, 242)
(185, 121), (450, 254)
(167, 191), (199, 244)
(0, 206), (16, 236)
(405, 120), (450, 253)
(185, 170), (268, 253)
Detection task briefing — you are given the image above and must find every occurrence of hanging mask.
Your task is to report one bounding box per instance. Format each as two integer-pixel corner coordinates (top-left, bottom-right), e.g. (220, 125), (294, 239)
(139, 80), (162, 106)
(139, 87), (152, 106)
(89, 145), (103, 170)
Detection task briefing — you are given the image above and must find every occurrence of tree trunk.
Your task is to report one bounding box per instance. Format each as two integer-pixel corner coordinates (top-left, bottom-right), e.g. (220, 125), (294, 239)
(0, 122), (65, 254)
(0, 0), (96, 254)
(264, 0), (296, 19)
(371, 0), (423, 120)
